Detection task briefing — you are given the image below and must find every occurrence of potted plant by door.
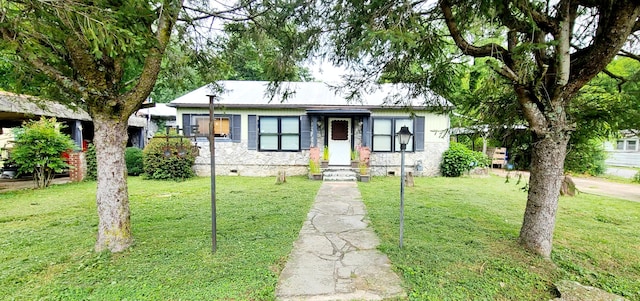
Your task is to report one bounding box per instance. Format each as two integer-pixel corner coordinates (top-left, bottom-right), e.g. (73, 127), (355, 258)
(321, 146), (329, 168)
(350, 149), (359, 168)
(309, 159), (323, 180)
(358, 162), (370, 182)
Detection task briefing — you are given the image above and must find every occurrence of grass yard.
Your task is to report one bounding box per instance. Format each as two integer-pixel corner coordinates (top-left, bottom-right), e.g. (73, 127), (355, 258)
(0, 176), (321, 300)
(2, 175), (639, 300)
(359, 176), (640, 300)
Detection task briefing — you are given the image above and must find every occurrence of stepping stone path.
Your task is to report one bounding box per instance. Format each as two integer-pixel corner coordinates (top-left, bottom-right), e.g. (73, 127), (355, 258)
(276, 182), (405, 300)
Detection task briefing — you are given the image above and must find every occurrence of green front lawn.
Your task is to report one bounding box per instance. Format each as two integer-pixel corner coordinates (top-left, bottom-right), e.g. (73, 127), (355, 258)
(0, 176), (321, 300)
(359, 176), (640, 300)
(2, 175), (638, 300)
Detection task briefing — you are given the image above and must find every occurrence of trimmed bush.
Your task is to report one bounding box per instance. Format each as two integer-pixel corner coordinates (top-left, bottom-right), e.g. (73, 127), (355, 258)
(85, 144), (97, 181)
(143, 134), (197, 180)
(125, 147), (144, 176)
(441, 142), (489, 177)
(633, 171), (640, 184)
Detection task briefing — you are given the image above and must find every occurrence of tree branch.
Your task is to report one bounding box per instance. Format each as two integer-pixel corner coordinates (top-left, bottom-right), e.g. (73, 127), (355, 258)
(1, 26), (101, 98)
(28, 54), (103, 98)
(513, 0), (558, 35)
(602, 68), (628, 92)
(568, 2), (640, 99)
(496, 3), (533, 34)
(439, 0), (513, 66)
(180, 2), (258, 22)
(619, 49), (640, 62)
(633, 19), (640, 32)
(121, 0), (184, 116)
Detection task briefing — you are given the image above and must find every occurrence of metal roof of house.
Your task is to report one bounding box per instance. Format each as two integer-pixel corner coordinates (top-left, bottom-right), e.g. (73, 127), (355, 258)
(136, 103), (177, 118)
(169, 81), (452, 109)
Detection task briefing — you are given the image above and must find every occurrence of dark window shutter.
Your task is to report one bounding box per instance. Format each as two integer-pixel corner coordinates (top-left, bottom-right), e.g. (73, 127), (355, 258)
(311, 115), (318, 147)
(231, 114), (241, 143)
(182, 114), (191, 136)
(300, 115), (310, 150)
(248, 115), (257, 150)
(414, 116), (425, 152)
(362, 116), (372, 147)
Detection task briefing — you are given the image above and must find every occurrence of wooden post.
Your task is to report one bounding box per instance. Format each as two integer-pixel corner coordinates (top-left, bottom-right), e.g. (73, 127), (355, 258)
(405, 171), (414, 187)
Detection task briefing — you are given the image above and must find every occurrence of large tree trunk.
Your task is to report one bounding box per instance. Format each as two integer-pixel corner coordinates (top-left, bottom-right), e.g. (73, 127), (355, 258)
(518, 130), (569, 258)
(93, 115), (132, 252)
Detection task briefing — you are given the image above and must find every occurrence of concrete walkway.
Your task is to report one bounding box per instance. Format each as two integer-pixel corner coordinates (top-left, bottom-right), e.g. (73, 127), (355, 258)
(276, 182), (405, 301)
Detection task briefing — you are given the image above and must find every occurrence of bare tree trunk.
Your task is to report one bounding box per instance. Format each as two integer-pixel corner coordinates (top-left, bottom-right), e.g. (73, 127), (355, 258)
(518, 131), (569, 258)
(93, 115), (133, 252)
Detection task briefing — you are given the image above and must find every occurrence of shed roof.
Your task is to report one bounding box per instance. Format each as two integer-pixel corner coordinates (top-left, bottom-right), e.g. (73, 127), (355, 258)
(169, 81), (451, 109)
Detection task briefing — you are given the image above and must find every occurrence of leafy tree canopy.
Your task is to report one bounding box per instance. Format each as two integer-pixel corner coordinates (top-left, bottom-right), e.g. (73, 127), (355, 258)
(247, 0), (640, 258)
(150, 20), (314, 103)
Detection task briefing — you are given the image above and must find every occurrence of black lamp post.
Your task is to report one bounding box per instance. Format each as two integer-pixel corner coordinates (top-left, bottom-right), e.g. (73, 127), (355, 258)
(397, 125), (412, 248)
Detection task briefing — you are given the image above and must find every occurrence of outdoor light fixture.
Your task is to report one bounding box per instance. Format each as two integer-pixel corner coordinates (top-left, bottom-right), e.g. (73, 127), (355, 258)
(397, 126), (412, 150)
(396, 125), (413, 248)
(177, 147), (187, 157)
(163, 147), (172, 157)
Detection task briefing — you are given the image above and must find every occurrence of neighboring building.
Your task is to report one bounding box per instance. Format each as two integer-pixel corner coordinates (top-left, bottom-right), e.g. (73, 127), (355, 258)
(136, 103), (177, 141)
(604, 132), (640, 168)
(0, 127), (14, 167)
(169, 81), (451, 177)
(0, 91), (148, 150)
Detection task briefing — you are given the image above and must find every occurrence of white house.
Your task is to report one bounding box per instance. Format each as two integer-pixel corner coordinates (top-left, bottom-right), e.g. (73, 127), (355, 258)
(169, 81), (451, 177)
(604, 132), (640, 168)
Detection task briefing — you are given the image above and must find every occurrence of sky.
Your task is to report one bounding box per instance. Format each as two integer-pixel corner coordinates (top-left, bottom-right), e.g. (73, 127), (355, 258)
(308, 60), (348, 83)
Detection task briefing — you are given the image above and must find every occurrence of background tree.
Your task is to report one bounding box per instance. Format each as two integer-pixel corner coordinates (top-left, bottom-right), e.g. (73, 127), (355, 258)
(0, 0), (309, 252)
(11, 118), (76, 188)
(258, 0), (640, 258)
(0, 0), (183, 252)
(150, 21), (314, 104)
(0, 0), (181, 252)
(434, 1), (639, 258)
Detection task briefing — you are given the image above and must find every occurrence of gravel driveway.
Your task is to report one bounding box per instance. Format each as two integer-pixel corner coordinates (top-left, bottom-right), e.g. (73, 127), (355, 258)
(491, 169), (640, 203)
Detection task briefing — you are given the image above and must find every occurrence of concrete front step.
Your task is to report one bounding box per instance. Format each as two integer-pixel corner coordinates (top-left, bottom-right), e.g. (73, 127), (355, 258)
(322, 169), (357, 181)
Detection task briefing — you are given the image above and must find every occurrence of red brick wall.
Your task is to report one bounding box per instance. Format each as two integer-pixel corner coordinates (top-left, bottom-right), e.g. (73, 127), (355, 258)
(68, 152), (86, 182)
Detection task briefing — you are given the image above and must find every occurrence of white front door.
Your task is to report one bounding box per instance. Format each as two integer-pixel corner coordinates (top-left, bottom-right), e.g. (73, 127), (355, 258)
(328, 118), (351, 165)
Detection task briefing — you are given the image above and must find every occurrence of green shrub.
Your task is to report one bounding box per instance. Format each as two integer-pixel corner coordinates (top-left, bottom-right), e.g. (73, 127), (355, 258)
(441, 142), (488, 177)
(472, 150), (491, 167)
(565, 139), (606, 176)
(143, 134), (197, 180)
(11, 117), (76, 188)
(633, 171), (640, 183)
(86, 144), (97, 181)
(125, 147), (144, 176)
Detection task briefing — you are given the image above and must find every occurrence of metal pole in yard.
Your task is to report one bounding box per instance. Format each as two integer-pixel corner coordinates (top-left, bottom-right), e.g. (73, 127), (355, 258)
(399, 146), (406, 249)
(208, 95), (217, 253)
(396, 125), (412, 249)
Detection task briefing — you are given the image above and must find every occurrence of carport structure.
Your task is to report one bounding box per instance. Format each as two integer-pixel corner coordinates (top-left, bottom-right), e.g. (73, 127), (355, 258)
(0, 91), (147, 150)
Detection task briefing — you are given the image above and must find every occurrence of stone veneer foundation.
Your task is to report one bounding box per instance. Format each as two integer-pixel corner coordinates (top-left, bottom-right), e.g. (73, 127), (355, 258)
(192, 141), (447, 177)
